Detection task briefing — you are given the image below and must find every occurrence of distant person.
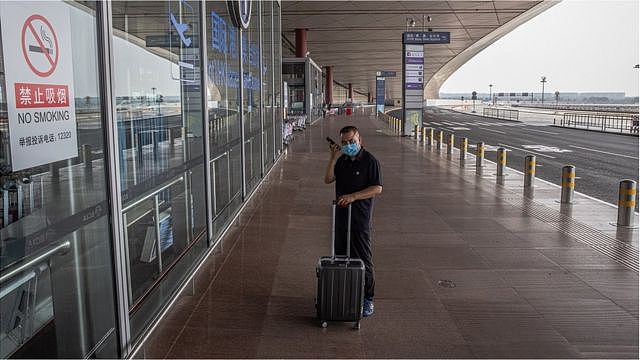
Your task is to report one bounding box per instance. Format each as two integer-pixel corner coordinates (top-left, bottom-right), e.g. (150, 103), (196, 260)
(324, 125), (383, 317)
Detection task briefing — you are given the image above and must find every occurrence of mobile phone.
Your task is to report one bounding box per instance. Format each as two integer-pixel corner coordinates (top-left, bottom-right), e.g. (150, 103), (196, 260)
(326, 137), (336, 145)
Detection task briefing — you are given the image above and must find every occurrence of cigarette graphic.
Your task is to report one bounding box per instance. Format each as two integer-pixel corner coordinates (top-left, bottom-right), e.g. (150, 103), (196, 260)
(28, 25), (53, 54)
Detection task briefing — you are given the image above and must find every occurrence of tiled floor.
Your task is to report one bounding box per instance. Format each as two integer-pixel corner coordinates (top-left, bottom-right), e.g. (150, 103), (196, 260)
(138, 112), (638, 359)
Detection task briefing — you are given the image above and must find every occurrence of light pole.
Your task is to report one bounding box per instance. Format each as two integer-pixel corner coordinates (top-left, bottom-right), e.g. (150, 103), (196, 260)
(472, 91), (477, 113)
(540, 76), (547, 104)
(488, 84), (493, 106)
(406, 17), (416, 31)
(151, 87), (159, 115)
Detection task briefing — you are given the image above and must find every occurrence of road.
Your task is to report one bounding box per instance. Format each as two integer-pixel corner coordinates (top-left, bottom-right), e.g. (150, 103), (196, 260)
(391, 107), (639, 207)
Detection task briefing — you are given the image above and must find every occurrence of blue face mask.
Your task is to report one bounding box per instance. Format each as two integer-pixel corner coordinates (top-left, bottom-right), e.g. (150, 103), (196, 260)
(341, 143), (360, 157)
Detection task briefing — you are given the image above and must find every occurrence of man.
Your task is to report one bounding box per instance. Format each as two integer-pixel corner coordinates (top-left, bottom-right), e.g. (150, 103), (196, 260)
(324, 125), (383, 317)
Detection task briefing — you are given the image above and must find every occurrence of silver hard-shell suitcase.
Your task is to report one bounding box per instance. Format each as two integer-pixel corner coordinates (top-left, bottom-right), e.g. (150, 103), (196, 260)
(315, 202), (365, 329)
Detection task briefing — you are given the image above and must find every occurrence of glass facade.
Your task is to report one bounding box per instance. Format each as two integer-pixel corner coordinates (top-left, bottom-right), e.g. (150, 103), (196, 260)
(0, 1), (118, 358)
(334, 85), (348, 104)
(274, 2), (283, 152)
(262, 1), (275, 167)
(282, 58), (322, 124)
(0, 0), (283, 357)
(206, 1), (242, 240)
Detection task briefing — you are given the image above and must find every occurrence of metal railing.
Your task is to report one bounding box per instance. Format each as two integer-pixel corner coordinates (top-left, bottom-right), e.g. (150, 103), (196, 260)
(0, 241), (70, 284)
(483, 107), (519, 121)
(514, 103), (639, 114)
(558, 113), (639, 134)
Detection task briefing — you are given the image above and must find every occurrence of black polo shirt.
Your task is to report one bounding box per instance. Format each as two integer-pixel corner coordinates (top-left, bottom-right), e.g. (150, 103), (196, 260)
(334, 148), (383, 230)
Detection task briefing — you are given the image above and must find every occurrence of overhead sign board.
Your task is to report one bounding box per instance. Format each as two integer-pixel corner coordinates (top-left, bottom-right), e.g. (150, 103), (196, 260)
(376, 71), (396, 77)
(403, 31), (451, 44)
(0, 1), (78, 171)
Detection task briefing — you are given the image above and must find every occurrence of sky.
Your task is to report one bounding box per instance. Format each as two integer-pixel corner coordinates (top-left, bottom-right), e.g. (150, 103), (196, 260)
(440, 0), (640, 97)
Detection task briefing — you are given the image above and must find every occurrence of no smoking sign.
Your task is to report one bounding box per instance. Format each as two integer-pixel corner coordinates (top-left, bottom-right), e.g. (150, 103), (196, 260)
(21, 14), (59, 77)
(1, 1), (78, 171)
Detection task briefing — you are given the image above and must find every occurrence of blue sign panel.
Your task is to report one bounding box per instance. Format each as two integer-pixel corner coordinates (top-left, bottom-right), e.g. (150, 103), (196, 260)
(403, 31), (450, 44)
(376, 77), (385, 107)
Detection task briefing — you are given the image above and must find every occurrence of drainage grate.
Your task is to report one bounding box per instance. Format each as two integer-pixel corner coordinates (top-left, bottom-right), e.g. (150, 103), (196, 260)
(438, 280), (456, 288)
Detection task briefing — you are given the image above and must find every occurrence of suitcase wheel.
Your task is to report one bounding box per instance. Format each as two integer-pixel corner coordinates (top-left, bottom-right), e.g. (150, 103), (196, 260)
(321, 321), (328, 328)
(354, 321), (360, 330)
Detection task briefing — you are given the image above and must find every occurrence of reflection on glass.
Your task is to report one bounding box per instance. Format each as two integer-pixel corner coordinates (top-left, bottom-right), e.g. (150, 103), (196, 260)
(0, 1), (117, 358)
(206, 1), (243, 240)
(111, 0), (207, 342)
(243, 8), (262, 192)
(273, 1), (283, 151)
(261, 1), (275, 167)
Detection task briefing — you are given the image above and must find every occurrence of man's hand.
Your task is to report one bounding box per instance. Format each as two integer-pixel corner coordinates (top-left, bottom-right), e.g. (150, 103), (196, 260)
(337, 193), (356, 207)
(337, 186), (382, 205)
(329, 143), (341, 159)
(325, 143), (341, 184)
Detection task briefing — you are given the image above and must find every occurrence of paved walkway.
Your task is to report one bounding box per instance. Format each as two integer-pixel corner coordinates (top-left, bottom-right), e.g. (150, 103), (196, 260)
(137, 112), (638, 359)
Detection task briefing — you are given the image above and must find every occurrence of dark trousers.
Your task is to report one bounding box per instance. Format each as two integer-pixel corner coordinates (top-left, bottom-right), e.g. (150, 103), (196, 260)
(335, 224), (375, 300)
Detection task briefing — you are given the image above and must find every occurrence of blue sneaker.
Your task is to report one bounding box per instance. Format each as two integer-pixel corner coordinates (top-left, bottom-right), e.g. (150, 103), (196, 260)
(363, 298), (374, 317)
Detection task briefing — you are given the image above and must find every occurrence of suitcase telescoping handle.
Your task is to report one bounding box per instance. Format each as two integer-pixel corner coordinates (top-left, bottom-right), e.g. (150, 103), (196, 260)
(331, 201), (352, 260)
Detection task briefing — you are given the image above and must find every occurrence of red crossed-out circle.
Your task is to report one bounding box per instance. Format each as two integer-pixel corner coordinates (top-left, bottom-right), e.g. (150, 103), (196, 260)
(21, 14), (59, 77)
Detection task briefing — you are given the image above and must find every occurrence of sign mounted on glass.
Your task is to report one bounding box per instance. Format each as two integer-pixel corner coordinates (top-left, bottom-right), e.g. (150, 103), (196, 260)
(0, 1), (78, 171)
(169, 0), (198, 83)
(228, 0), (252, 29)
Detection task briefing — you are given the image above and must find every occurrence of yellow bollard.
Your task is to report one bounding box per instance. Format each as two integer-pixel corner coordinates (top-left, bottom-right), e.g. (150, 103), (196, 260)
(459, 137), (468, 161)
(524, 155), (536, 187)
(561, 165), (576, 203)
(617, 180), (637, 226)
(497, 147), (507, 177)
(475, 142), (485, 168)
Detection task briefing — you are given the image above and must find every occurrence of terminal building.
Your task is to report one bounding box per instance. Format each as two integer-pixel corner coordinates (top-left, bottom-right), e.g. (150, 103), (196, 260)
(0, 1), (637, 359)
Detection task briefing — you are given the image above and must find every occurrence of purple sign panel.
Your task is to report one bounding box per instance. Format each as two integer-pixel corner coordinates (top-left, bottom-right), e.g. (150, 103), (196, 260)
(405, 57), (424, 64)
(405, 83), (423, 90)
